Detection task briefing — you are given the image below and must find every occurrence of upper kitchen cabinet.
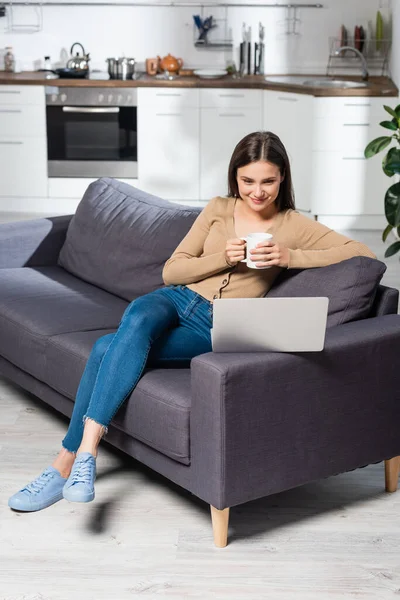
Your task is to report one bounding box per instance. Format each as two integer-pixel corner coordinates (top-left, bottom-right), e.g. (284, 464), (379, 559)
(263, 90), (313, 213)
(0, 86), (47, 198)
(137, 88), (200, 200)
(199, 90), (263, 201)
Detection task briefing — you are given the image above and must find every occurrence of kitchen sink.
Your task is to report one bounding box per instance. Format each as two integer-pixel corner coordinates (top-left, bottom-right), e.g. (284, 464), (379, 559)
(302, 78), (368, 89)
(264, 75), (368, 89)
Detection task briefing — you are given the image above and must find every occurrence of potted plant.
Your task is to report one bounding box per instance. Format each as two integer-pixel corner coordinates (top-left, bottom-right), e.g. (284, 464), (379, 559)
(364, 103), (400, 258)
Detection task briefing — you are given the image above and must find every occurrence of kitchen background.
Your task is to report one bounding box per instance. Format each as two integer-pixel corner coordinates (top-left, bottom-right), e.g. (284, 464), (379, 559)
(0, 0), (397, 81)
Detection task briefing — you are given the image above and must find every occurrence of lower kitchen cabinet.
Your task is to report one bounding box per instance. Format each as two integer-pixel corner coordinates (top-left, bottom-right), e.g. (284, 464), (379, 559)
(200, 107), (263, 200)
(0, 137), (47, 197)
(138, 105), (200, 200)
(312, 151), (389, 216)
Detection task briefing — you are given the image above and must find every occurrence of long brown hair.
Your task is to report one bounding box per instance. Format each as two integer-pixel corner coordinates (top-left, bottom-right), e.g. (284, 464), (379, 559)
(227, 131), (296, 211)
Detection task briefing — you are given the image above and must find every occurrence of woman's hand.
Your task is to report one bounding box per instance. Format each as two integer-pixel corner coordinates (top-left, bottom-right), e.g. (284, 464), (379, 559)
(250, 240), (290, 269)
(225, 238), (246, 266)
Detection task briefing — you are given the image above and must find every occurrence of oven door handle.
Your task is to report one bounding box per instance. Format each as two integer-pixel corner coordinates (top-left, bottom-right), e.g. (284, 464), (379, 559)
(62, 106), (120, 114)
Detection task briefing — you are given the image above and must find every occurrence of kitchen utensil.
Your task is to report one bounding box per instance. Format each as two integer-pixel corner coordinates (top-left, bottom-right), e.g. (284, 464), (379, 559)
(119, 58), (135, 80)
(354, 26), (361, 51)
(193, 69), (227, 79)
(67, 42), (90, 72)
(178, 68), (195, 77)
(193, 14), (203, 30)
(54, 67), (88, 79)
(259, 21), (265, 42)
(359, 26), (365, 53)
(106, 57), (136, 80)
(254, 40), (264, 75)
(193, 14), (217, 44)
(146, 58), (158, 76)
(158, 54), (183, 74)
(239, 40), (251, 76)
(376, 10), (383, 51)
(340, 25), (348, 48)
(4, 47), (15, 72)
(257, 23), (265, 75)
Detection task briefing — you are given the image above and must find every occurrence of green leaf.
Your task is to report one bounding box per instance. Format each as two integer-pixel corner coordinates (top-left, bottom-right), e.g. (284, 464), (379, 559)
(384, 241), (400, 258)
(385, 182), (400, 226)
(382, 147), (400, 176)
(395, 104), (400, 118)
(364, 136), (392, 158)
(397, 225), (400, 237)
(384, 105), (398, 118)
(382, 223), (393, 242)
(380, 120), (398, 131)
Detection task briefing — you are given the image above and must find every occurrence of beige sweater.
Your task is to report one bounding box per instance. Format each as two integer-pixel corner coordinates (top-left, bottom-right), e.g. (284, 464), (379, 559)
(162, 196), (376, 302)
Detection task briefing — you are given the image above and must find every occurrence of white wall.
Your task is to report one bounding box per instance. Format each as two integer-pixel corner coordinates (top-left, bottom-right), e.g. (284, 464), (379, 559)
(0, 0), (391, 75)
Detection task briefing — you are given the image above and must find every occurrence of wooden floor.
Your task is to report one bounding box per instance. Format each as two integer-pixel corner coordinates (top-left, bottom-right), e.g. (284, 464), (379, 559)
(0, 227), (399, 600)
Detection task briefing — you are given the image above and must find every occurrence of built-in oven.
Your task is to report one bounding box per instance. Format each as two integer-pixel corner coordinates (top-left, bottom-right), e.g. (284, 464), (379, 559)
(46, 86), (137, 178)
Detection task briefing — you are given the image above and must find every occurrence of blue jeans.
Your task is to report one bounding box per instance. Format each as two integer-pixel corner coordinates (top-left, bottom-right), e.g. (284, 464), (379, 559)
(62, 285), (213, 453)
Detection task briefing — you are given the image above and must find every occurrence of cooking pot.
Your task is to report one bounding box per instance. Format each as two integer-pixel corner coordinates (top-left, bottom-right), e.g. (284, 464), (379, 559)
(106, 57), (135, 80)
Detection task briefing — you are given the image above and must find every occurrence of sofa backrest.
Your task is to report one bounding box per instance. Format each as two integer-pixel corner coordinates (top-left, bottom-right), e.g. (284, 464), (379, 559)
(370, 284), (399, 317)
(58, 178), (201, 301)
(58, 179), (396, 323)
(267, 256), (388, 327)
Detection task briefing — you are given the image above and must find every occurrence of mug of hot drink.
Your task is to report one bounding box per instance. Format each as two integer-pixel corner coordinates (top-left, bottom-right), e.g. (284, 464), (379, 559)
(240, 232), (273, 269)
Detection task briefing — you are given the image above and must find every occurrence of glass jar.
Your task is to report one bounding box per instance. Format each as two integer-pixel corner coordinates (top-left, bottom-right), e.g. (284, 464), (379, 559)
(4, 47), (15, 73)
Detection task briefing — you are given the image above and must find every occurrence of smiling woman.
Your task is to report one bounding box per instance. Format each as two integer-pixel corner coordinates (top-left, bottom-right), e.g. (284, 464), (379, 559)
(163, 130), (376, 289)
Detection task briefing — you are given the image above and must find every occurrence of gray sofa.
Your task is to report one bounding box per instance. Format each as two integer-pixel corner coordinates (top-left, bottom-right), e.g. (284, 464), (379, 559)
(1, 177), (400, 548)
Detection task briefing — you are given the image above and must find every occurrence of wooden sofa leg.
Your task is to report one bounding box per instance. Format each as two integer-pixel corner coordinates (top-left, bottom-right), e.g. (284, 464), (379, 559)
(385, 456), (400, 492)
(210, 505), (230, 548)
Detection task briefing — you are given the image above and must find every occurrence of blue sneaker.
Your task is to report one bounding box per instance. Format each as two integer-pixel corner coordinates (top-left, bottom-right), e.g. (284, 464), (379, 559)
(8, 466), (67, 512)
(63, 452), (96, 503)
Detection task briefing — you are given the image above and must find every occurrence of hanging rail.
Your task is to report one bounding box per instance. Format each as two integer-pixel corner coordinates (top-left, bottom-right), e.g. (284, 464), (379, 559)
(3, 2), (324, 7)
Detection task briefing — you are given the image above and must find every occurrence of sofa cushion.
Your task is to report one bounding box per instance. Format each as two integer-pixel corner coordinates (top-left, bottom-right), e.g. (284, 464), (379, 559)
(267, 256), (386, 328)
(58, 178), (201, 301)
(45, 329), (191, 465)
(0, 266), (128, 382)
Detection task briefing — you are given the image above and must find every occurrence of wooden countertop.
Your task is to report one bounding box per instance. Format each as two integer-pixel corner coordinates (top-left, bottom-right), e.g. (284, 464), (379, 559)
(0, 71), (398, 97)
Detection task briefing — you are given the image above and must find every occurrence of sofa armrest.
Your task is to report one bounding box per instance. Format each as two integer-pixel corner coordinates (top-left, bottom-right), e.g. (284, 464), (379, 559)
(189, 315), (400, 510)
(0, 215), (73, 268)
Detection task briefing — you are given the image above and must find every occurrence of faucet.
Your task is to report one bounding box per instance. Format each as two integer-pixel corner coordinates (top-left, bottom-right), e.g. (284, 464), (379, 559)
(334, 46), (369, 81)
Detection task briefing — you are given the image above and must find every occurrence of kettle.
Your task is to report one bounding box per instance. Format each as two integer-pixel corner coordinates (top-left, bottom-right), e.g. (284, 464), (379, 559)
(67, 42), (90, 71)
(157, 53), (183, 74)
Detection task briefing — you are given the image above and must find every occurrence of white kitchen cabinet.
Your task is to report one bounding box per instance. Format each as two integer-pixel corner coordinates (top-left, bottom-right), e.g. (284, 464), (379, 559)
(311, 96), (399, 218)
(199, 89), (262, 201)
(200, 89), (262, 109)
(200, 107), (263, 200)
(139, 88), (199, 110)
(0, 104), (46, 138)
(0, 137), (47, 197)
(263, 90), (313, 213)
(312, 152), (389, 216)
(0, 85), (44, 105)
(137, 89), (200, 200)
(0, 86), (47, 198)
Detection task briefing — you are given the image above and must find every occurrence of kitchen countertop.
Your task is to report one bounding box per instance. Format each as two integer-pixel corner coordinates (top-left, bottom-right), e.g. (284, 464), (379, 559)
(0, 71), (398, 97)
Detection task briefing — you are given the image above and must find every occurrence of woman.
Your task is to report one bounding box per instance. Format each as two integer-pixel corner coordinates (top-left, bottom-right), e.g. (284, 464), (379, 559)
(8, 131), (375, 511)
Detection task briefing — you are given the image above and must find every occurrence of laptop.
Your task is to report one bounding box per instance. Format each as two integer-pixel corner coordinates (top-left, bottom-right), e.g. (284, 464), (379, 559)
(211, 297), (329, 352)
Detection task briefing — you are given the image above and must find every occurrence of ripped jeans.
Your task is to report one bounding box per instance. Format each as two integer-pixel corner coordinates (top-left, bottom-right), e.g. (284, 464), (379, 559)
(61, 285), (213, 453)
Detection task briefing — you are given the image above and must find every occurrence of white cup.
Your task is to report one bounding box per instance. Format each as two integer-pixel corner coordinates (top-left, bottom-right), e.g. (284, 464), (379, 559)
(240, 232), (273, 269)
